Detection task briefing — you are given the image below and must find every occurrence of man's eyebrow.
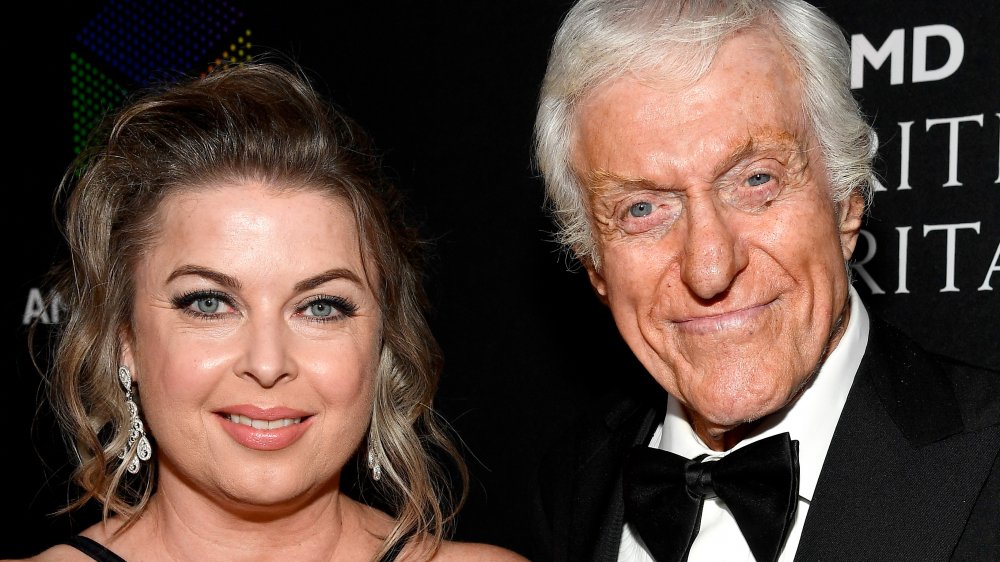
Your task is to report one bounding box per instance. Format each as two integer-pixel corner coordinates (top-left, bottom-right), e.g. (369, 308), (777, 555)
(584, 131), (803, 194)
(714, 132), (801, 177)
(584, 170), (661, 194)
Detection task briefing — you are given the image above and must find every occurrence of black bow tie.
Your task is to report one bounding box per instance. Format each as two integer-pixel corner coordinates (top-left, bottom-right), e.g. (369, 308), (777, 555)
(622, 432), (800, 562)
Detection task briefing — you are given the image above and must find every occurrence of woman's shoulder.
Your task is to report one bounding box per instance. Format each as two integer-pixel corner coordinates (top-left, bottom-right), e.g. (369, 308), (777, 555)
(427, 540), (530, 562)
(4, 542), (96, 562)
(11, 520), (126, 562)
(11, 537), (532, 562)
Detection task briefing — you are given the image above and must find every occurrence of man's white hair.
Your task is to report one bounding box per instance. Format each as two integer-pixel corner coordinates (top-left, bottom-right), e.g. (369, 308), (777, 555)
(533, 0), (878, 268)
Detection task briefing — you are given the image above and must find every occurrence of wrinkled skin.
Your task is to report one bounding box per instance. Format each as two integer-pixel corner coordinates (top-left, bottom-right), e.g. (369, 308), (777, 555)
(573, 29), (864, 450)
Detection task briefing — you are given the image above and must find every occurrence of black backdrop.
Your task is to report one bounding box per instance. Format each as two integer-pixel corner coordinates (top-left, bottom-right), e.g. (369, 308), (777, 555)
(5, 1), (998, 559)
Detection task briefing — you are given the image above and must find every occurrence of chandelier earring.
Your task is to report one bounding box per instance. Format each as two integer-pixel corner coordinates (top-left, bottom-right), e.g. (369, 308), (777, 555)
(117, 365), (152, 474)
(367, 445), (383, 482)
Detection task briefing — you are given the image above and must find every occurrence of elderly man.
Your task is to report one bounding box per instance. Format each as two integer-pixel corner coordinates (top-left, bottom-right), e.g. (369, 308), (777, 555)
(529, 1), (1000, 561)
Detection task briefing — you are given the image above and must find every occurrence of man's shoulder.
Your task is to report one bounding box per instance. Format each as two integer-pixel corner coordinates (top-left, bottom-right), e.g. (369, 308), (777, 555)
(536, 378), (666, 473)
(867, 312), (1000, 432)
(528, 378), (667, 556)
(923, 344), (1000, 431)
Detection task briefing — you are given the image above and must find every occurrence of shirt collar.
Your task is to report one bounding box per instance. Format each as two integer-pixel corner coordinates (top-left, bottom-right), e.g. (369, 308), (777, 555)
(657, 285), (869, 501)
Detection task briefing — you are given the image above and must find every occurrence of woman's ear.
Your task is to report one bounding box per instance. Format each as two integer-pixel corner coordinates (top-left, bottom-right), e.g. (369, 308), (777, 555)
(119, 329), (137, 382)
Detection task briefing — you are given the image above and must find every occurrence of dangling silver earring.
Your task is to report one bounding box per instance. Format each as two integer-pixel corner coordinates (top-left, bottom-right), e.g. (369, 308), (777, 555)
(118, 366), (152, 474)
(367, 446), (382, 482)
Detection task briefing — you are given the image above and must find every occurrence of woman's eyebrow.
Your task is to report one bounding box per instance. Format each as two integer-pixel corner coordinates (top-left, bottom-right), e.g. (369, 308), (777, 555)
(294, 268), (364, 293)
(166, 265), (242, 289)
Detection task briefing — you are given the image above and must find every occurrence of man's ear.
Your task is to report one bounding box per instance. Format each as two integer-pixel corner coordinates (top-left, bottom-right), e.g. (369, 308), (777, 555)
(838, 192), (865, 260)
(582, 255), (610, 306)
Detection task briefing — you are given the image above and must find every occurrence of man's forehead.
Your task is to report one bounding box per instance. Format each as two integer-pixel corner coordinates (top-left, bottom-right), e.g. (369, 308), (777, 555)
(576, 27), (804, 124)
(566, 25), (817, 204)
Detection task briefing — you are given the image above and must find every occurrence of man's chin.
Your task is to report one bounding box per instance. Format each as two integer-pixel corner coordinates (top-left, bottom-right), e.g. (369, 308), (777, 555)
(682, 394), (788, 436)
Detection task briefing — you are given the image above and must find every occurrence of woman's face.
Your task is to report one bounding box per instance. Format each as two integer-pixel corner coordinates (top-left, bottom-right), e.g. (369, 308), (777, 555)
(124, 181), (381, 510)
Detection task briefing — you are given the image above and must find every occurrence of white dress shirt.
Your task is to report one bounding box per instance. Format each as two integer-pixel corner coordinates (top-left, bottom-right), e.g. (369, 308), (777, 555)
(618, 286), (870, 562)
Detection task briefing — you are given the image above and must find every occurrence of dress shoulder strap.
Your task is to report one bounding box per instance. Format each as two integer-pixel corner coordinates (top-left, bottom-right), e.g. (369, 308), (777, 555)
(60, 536), (128, 562)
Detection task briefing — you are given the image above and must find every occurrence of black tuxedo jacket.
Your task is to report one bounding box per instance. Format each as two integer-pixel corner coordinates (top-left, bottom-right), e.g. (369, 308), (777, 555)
(530, 314), (1000, 561)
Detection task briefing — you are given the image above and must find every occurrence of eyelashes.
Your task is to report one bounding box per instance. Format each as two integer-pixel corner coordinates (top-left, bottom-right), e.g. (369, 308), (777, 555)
(299, 295), (359, 320)
(171, 290), (359, 322)
(615, 192), (684, 235)
(720, 169), (783, 212)
(172, 290), (234, 319)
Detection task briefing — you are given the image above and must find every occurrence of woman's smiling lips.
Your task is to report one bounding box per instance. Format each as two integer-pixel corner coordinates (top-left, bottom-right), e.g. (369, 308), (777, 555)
(672, 301), (774, 335)
(215, 406), (313, 451)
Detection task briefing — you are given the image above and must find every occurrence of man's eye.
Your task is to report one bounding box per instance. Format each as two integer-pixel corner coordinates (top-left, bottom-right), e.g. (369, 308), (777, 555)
(722, 169), (782, 212)
(629, 201), (654, 217)
(616, 193), (683, 235)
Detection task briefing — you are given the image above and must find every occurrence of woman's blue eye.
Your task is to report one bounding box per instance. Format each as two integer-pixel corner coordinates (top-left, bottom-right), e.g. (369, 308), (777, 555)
(172, 291), (233, 317)
(301, 296), (357, 319)
(307, 301), (335, 317)
(748, 173), (772, 187)
(194, 297), (221, 314)
(629, 201), (654, 217)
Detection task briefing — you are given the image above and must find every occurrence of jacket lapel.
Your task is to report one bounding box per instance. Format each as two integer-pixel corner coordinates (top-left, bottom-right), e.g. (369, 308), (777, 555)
(796, 316), (1000, 560)
(567, 391), (665, 562)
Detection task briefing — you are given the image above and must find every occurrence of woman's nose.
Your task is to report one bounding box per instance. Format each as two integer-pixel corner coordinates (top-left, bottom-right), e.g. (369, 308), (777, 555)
(234, 316), (296, 388)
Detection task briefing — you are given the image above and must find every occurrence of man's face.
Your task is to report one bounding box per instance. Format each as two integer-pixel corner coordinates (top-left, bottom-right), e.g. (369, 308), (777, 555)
(573, 29), (864, 440)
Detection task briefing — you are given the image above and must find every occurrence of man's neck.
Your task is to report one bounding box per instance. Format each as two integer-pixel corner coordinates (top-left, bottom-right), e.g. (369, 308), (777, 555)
(685, 415), (762, 451)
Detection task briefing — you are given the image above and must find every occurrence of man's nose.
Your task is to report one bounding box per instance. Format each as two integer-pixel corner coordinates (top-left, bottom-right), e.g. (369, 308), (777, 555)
(679, 195), (748, 300)
(234, 316), (296, 388)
